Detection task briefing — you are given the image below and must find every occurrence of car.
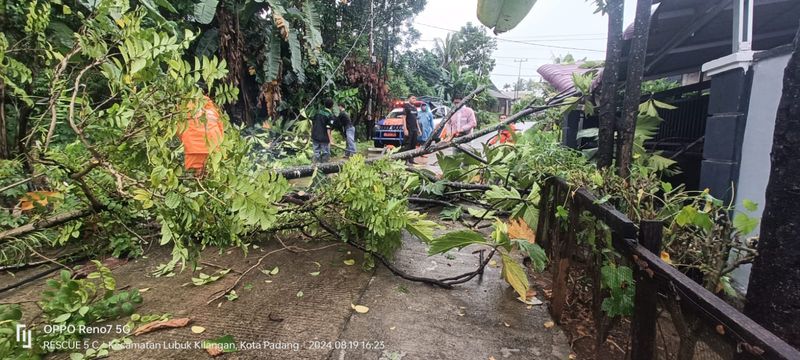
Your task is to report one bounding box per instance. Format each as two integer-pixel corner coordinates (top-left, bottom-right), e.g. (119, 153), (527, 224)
(372, 100), (450, 147)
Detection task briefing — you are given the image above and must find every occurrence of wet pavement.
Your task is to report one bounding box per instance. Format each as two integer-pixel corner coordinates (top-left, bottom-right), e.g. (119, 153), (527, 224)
(1, 229), (569, 360)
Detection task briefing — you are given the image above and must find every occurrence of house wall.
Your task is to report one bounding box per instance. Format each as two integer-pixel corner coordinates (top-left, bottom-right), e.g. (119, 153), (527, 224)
(730, 51), (791, 293)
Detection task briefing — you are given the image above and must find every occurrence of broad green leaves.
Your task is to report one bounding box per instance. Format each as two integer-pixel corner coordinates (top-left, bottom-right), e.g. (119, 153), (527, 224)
(191, 269), (231, 286)
(193, 0), (219, 24)
(514, 240), (547, 272)
(405, 216), (439, 243)
(733, 213), (759, 235)
(428, 230), (488, 255)
(476, 0), (538, 34)
(600, 263), (634, 317)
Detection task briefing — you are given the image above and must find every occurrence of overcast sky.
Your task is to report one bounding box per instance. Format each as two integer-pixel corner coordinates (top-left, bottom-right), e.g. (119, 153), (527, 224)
(413, 0), (638, 87)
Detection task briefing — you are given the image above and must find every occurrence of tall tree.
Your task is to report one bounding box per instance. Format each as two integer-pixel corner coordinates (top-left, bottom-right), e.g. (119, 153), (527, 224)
(595, 0), (624, 168)
(616, 0), (652, 177)
(434, 33), (463, 69)
(455, 22), (498, 76)
(742, 25), (800, 352)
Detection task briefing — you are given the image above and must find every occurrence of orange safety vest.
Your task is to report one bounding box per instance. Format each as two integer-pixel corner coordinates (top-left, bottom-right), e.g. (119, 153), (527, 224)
(488, 124), (516, 145)
(179, 96), (224, 171)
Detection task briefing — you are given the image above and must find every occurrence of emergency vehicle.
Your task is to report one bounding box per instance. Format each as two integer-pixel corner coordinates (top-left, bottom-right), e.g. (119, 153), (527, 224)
(372, 98), (450, 147)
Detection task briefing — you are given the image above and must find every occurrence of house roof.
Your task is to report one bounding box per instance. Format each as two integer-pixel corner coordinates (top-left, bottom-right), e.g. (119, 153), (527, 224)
(634, 0), (800, 78)
(537, 63), (602, 93)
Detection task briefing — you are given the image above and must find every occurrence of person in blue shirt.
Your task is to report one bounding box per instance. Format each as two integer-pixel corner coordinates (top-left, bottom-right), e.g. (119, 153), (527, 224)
(418, 102), (435, 145)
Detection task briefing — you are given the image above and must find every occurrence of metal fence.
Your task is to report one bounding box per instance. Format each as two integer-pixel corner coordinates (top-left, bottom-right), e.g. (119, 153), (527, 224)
(534, 176), (800, 360)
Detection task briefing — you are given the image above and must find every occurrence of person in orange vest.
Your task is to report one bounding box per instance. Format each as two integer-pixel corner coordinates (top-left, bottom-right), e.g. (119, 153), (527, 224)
(488, 114), (516, 145)
(179, 86), (224, 177)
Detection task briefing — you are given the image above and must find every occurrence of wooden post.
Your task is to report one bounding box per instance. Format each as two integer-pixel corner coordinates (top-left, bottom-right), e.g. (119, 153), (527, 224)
(630, 220), (663, 360)
(535, 178), (552, 253)
(551, 200), (579, 322)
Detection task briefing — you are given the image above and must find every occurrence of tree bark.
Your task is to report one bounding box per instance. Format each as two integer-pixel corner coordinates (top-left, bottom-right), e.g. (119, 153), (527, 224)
(742, 24), (800, 353)
(596, 0), (624, 169)
(616, 0), (652, 178)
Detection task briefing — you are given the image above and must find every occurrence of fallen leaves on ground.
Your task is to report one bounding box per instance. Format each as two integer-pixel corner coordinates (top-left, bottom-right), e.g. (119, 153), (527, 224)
(351, 304), (369, 313)
(296, 291), (304, 297)
(343, 259), (355, 266)
(261, 266), (279, 276)
(206, 344), (224, 357)
(191, 326), (206, 334)
(507, 218), (535, 243)
(133, 318), (191, 336)
(543, 321), (555, 329)
(203, 335), (237, 356)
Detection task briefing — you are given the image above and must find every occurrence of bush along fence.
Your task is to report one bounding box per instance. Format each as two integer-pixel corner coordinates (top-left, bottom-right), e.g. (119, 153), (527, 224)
(535, 176), (800, 360)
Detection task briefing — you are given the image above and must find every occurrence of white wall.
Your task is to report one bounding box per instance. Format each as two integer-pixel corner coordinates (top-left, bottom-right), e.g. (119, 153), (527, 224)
(730, 52), (791, 293)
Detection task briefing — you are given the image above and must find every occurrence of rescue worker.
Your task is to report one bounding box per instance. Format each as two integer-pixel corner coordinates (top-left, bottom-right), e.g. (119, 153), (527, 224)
(180, 87), (224, 177)
(489, 114), (516, 145)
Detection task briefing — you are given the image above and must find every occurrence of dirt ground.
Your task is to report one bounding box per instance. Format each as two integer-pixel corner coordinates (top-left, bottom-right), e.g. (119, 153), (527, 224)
(1, 224), (572, 360)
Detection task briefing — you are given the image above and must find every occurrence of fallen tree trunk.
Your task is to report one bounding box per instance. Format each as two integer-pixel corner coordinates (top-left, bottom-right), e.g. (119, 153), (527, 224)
(0, 207), (100, 241)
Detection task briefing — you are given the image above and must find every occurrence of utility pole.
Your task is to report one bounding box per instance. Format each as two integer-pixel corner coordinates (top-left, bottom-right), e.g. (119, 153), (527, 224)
(369, 0), (375, 62)
(513, 58), (528, 103)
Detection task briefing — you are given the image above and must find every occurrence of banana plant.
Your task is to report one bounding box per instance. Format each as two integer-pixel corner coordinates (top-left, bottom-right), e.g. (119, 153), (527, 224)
(476, 0), (538, 34)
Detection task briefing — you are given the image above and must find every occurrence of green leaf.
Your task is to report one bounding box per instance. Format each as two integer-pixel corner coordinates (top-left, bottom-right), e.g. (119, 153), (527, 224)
(742, 199), (758, 212)
(500, 253), (529, 299)
(263, 30), (282, 82)
(301, 1), (323, 61)
(287, 27), (305, 83)
(194, 28), (220, 58)
(193, 0), (219, 24)
(428, 230), (489, 255)
(130, 58), (146, 75)
(439, 206), (463, 222)
(165, 192), (181, 209)
(653, 99), (677, 110)
(514, 240), (548, 272)
(733, 213), (759, 235)
(202, 335), (238, 353)
(405, 218), (438, 243)
(53, 313), (72, 323)
(476, 0), (538, 34)
(153, 0), (177, 13)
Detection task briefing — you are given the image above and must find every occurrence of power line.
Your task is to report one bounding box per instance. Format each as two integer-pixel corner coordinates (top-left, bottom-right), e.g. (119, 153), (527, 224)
(414, 22), (605, 53)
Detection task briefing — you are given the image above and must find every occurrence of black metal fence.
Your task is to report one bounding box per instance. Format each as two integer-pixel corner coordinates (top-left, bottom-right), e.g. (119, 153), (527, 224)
(535, 176), (800, 360)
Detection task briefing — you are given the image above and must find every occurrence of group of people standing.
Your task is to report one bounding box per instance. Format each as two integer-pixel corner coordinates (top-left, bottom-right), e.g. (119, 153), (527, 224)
(310, 94), (478, 165)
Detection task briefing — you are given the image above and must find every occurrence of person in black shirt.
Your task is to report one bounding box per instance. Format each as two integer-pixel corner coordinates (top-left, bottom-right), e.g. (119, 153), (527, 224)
(401, 95), (421, 164)
(311, 98), (335, 163)
(338, 104), (357, 158)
